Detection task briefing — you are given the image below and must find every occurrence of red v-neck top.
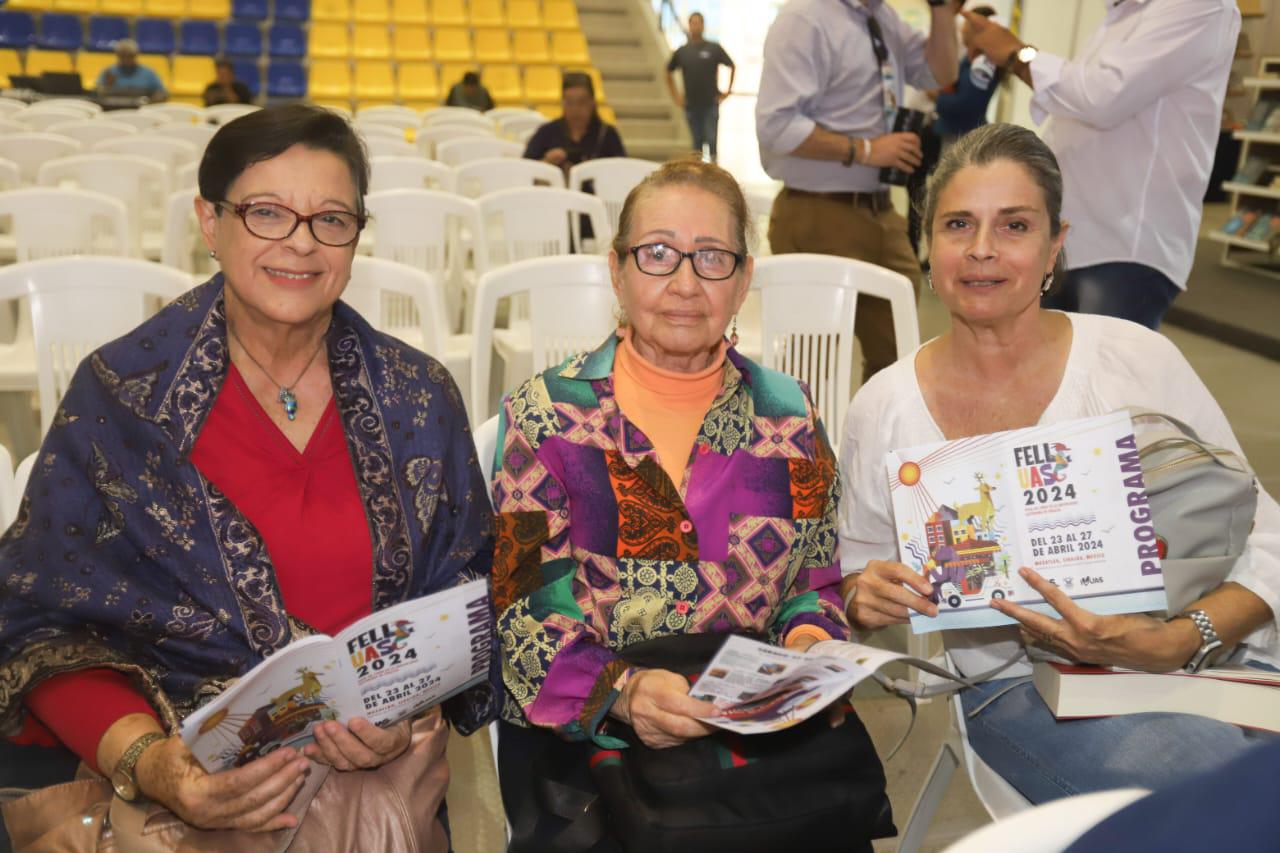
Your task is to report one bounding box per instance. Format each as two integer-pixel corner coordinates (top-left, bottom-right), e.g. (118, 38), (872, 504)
(19, 364), (374, 770)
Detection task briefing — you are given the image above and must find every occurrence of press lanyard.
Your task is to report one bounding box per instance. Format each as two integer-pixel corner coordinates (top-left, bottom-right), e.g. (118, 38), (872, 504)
(839, 0), (898, 131)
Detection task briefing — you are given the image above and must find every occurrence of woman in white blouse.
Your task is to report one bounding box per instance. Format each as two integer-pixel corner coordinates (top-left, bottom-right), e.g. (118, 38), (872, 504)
(838, 123), (1279, 803)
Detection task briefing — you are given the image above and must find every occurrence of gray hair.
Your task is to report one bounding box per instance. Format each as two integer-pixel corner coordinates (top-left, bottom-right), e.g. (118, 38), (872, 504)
(114, 38), (139, 55)
(919, 123), (1068, 281)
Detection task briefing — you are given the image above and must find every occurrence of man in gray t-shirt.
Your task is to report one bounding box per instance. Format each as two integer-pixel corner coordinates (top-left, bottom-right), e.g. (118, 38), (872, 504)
(665, 12), (735, 161)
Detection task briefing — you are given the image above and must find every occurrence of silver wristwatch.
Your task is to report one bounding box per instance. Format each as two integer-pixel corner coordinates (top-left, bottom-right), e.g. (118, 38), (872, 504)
(1176, 609), (1224, 673)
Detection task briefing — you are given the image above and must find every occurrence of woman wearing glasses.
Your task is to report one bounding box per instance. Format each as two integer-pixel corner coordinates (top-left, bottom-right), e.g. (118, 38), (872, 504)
(491, 158), (852, 848)
(0, 105), (493, 850)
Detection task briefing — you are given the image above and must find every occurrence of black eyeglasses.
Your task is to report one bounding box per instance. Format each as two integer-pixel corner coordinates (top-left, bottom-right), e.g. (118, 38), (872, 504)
(628, 242), (745, 281)
(216, 200), (366, 247)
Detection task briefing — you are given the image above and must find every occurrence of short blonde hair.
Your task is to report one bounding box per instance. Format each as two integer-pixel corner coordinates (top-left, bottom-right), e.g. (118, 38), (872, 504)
(611, 156), (755, 259)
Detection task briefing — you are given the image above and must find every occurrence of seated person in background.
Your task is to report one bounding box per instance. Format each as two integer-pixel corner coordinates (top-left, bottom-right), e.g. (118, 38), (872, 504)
(522, 71), (625, 173)
(0, 104), (494, 851)
(839, 123), (1279, 804)
(493, 158), (850, 846)
(444, 71), (495, 112)
(202, 59), (253, 107)
(95, 39), (166, 101)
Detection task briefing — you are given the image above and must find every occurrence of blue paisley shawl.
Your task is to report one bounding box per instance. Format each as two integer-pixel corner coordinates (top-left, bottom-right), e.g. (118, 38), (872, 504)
(0, 276), (497, 738)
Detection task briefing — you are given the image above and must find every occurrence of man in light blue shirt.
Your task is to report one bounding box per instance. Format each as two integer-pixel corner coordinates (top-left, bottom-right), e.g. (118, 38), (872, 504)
(756, 0), (959, 380)
(96, 39), (167, 100)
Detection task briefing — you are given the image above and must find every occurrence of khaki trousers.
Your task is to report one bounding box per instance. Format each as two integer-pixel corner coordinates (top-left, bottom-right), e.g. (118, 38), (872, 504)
(768, 188), (922, 381)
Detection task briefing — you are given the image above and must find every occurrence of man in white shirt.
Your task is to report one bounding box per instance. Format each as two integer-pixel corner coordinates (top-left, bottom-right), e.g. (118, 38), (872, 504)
(756, 0), (959, 380)
(964, 0), (1241, 329)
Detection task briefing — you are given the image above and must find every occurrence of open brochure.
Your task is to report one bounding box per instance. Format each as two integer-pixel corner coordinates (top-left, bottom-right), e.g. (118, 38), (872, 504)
(688, 636), (955, 734)
(885, 411), (1166, 634)
(180, 580), (492, 772)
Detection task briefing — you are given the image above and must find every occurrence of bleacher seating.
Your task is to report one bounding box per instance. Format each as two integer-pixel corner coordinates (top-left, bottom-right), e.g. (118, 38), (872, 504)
(268, 22), (305, 57)
(273, 0), (310, 22)
(0, 12), (37, 49)
(178, 20), (218, 55)
(352, 0), (388, 24)
(392, 25), (427, 59)
(171, 55), (212, 96)
(224, 22), (262, 57)
(474, 28), (510, 63)
(26, 49), (74, 74)
(231, 0), (268, 19)
(77, 50), (115, 87)
(37, 13), (81, 51)
(100, 0), (143, 15)
(267, 60), (305, 97)
(86, 16), (128, 51)
(353, 23), (390, 59)
(142, 0), (184, 17)
(135, 17), (173, 54)
(513, 28), (549, 64)
(469, 0), (503, 28)
(355, 60), (393, 102)
(1, 50), (24, 81)
(433, 27), (472, 62)
(310, 21), (349, 58)
(234, 59), (260, 94)
(431, 0), (466, 27)
(390, 0), (426, 25)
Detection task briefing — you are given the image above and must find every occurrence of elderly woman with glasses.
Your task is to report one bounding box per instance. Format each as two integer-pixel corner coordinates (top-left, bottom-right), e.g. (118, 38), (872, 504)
(0, 105), (493, 850)
(491, 158), (852, 848)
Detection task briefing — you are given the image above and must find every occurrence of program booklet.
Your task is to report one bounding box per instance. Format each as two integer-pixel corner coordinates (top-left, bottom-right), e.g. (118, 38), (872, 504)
(688, 636), (956, 734)
(180, 580), (492, 771)
(885, 411), (1166, 634)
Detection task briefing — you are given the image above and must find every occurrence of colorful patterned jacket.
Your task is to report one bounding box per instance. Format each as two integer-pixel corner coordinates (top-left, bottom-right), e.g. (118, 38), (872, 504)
(492, 333), (849, 742)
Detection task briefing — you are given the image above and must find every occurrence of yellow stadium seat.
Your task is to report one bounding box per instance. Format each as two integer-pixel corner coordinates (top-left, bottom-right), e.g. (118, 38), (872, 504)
(438, 61), (472, 92)
(172, 55), (214, 97)
(312, 0), (351, 21)
(482, 63), (522, 104)
(1, 0), (46, 10)
(506, 0), (540, 28)
(432, 27), (472, 62)
(469, 0), (504, 27)
(429, 0), (466, 26)
(310, 21), (352, 58)
(392, 25), (429, 59)
(353, 0), (388, 22)
(355, 60), (394, 102)
(138, 54), (171, 88)
(353, 24), (390, 58)
(309, 59), (352, 99)
(551, 30), (589, 64)
(523, 64), (560, 103)
(187, 0), (230, 19)
(77, 51), (115, 89)
(142, 0), (185, 15)
(535, 103), (558, 119)
(53, 0), (100, 13)
(25, 51), (74, 76)
(474, 29), (510, 63)
(0, 50), (23, 82)
(597, 104), (615, 124)
(390, 0), (426, 24)
(397, 61), (439, 103)
(513, 29), (549, 64)
(99, 0), (142, 14)
(543, 0), (580, 30)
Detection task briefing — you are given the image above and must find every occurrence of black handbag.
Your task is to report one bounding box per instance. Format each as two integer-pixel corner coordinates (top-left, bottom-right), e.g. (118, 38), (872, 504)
(520, 632), (896, 853)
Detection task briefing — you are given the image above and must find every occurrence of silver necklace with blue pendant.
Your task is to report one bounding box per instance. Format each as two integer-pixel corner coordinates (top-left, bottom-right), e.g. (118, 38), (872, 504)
(228, 323), (328, 422)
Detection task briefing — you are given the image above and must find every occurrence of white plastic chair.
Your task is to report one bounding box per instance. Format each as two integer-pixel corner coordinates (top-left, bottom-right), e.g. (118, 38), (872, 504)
(357, 122), (409, 142)
(343, 255), (471, 412)
(568, 157), (659, 250)
(37, 98), (101, 117)
(93, 136), (200, 174)
(140, 103), (205, 124)
(153, 123), (217, 152)
(45, 119), (140, 147)
(103, 110), (168, 131)
(0, 187), (130, 261)
(452, 157), (564, 199)
(204, 103), (260, 125)
(0, 99), (27, 116)
(12, 451), (36, 515)
(0, 118), (26, 135)
(494, 112), (544, 141)
(364, 188), (484, 328)
(368, 156), (456, 193)
(161, 187), (216, 278)
(364, 136), (419, 158)
(470, 255), (617, 422)
(0, 133), (83, 183)
(416, 124), (495, 159)
(12, 108), (88, 132)
(174, 160), (200, 190)
(38, 154), (170, 258)
(356, 105), (420, 130)
(423, 107), (494, 129)
(0, 442), (14, 530)
(940, 788), (1149, 853)
(0, 256), (190, 432)
(485, 107), (537, 122)
(0, 157), (20, 190)
(476, 187), (611, 270)
(896, 651), (1033, 853)
(434, 136), (523, 167)
(750, 254), (918, 439)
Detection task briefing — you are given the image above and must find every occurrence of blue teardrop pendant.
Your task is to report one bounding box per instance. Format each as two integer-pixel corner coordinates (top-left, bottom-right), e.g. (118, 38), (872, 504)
(278, 388), (298, 421)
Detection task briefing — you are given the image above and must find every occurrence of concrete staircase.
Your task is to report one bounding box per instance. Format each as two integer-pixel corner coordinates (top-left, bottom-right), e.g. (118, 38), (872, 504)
(578, 0), (690, 162)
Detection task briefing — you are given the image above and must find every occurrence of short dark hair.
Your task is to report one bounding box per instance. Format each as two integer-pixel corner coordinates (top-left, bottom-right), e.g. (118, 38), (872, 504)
(214, 58), (234, 72)
(198, 104), (369, 214)
(462, 71), (480, 86)
(688, 11), (703, 21)
(970, 5), (997, 17)
(562, 70), (594, 98)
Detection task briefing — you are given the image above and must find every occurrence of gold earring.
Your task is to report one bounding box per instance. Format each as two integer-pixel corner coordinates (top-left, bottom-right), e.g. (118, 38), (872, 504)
(729, 315), (739, 347)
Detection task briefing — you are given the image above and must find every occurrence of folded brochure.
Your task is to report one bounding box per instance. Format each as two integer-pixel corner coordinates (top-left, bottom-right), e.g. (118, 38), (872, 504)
(689, 635), (958, 734)
(181, 580), (492, 771)
(886, 411), (1166, 633)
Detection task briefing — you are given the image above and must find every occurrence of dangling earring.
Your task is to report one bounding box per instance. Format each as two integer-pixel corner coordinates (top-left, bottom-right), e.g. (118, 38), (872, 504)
(1041, 272), (1054, 294)
(926, 271), (935, 293)
(729, 315), (739, 348)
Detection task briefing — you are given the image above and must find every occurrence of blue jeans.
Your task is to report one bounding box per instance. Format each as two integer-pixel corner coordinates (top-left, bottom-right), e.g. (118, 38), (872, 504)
(685, 102), (719, 160)
(1041, 261), (1181, 330)
(959, 676), (1277, 805)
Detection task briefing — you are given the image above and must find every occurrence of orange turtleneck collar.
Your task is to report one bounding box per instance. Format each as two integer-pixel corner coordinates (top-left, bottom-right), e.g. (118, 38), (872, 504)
(613, 328), (727, 490)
